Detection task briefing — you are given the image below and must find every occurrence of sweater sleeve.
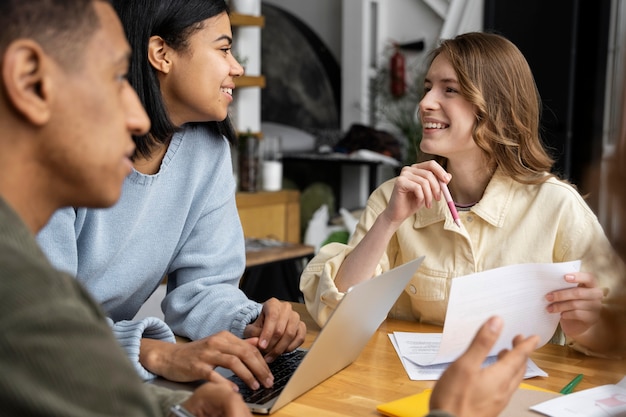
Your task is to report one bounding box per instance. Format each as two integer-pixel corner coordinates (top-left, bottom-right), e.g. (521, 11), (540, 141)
(161, 138), (263, 340)
(108, 317), (177, 380)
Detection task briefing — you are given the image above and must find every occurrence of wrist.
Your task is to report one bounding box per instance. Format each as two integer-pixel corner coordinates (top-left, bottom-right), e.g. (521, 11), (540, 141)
(139, 337), (173, 375)
(377, 209), (405, 234)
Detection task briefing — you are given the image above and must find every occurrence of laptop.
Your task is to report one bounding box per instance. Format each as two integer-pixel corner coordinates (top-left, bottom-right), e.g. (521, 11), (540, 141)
(153, 256), (424, 414)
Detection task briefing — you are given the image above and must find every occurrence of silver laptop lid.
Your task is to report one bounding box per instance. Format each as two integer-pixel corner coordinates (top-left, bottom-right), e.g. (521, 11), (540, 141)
(265, 256), (424, 413)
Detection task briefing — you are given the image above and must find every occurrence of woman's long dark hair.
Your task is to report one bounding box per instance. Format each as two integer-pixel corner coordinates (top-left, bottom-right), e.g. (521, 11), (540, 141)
(112, 0), (237, 159)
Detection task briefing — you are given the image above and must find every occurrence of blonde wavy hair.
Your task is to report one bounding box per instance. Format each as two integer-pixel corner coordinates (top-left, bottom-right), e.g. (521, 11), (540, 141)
(427, 32), (555, 184)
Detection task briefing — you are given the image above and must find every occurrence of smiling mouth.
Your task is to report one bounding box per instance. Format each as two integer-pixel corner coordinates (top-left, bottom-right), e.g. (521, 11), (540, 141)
(423, 122), (449, 129)
(221, 87), (233, 96)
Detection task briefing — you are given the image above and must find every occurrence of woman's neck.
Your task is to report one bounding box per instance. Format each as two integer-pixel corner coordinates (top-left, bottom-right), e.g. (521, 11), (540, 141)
(446, 161), (495, 205)
(132, 142), (168, 175)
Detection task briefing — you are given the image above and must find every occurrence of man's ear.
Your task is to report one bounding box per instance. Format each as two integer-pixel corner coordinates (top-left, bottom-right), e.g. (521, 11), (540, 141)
(147, 36), (172, 74)
(2, 39), (52, 125)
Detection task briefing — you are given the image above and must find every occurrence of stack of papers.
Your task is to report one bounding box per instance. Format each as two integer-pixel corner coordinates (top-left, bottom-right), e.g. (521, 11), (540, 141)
(390, 261), (581, 380)
(389, 332), (546, 380)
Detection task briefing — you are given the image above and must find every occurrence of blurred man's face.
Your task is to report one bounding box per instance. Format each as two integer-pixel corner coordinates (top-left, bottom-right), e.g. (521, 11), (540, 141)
(40, 2), (150, 209)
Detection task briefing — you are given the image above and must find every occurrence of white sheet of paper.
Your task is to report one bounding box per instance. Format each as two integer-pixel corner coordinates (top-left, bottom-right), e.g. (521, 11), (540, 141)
(530, 376), (626, 416)
(389, 332), (547, 381)
(410, 261), (580, 366)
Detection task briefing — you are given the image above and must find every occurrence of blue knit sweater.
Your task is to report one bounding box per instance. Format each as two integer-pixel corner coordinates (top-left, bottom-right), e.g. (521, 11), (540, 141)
(37, 124), (262, 380)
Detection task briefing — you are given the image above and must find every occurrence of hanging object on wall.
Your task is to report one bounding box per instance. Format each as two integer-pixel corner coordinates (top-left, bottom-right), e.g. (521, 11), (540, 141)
(389, 40), (424, 98)
(390, 44), (405, 97)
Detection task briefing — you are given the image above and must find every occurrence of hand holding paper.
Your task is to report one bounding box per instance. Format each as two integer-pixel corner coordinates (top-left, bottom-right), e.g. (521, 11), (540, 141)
(545, 270), (607, 347)
(411, 261), (580, 366)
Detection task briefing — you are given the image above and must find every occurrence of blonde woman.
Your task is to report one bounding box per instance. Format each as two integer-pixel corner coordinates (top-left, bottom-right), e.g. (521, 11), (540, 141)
(301, 32), (625, 356)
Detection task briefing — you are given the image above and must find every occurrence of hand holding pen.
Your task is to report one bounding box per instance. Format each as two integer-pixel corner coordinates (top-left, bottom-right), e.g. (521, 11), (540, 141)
(388, 161), (462, 228)
(440, 180), (462, 228)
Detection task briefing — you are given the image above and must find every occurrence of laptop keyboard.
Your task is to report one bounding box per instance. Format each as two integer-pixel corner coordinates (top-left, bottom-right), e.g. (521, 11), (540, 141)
(229, 349), (307, 404)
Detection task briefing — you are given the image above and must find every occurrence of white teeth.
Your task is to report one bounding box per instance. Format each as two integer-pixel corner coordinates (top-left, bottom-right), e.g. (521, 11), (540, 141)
(221, 88), (233, 95)
(423, 122), (448, 129)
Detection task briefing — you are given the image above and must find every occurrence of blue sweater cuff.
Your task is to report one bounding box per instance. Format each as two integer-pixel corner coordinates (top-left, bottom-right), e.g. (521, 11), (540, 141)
(108, 317), (176, 381)
(231, 302), (263, 337)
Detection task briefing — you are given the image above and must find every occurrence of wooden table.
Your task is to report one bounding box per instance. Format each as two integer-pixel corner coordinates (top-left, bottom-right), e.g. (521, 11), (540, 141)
(271, 303), (626, 417)
(162, 303), (626, 416)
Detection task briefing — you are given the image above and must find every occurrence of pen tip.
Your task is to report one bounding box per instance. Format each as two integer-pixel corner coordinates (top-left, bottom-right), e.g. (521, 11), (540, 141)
(454, 219), (462, 228)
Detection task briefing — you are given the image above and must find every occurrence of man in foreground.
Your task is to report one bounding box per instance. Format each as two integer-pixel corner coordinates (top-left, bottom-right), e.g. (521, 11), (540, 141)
(0, 0), (249, 415)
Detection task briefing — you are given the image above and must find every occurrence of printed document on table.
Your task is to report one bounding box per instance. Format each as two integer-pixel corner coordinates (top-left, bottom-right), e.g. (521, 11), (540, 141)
(389, 332), (547, 381)
(530, 376), (626, 416)
(402, 261), (580, 367)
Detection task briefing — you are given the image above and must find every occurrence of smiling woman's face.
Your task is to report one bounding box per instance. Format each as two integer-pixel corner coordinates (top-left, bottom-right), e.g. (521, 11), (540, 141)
(157, 11), (244, 126)
(418, 54), (480, 162)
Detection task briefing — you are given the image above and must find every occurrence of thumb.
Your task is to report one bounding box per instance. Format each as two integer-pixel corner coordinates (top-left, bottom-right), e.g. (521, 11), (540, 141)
(244, 337), (260, 346)
(461, 316), (503, 365)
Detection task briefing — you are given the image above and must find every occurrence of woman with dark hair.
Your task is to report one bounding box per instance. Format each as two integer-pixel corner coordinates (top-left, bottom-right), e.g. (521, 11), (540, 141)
(301, 32), (625, 357)
(37, 0), (305, 390)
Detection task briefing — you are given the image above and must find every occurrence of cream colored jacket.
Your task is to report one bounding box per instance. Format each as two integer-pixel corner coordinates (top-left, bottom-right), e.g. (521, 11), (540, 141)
(300, 171), (624, 335)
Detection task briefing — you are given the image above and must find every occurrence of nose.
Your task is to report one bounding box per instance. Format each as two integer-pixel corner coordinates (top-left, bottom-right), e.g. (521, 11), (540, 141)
(419, 89), (438, 114)
(124, 84), (150, 136)
(231, 54), (245, 77)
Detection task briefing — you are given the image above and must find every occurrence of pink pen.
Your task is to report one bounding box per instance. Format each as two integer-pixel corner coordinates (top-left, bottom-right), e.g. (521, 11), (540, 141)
(439, 181), (462, 228)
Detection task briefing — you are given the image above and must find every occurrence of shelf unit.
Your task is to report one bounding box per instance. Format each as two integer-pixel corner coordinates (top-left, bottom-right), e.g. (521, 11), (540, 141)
(230, 6), (263, 136)
(234, 75), (266, 88)
(231, 12), (265, 27)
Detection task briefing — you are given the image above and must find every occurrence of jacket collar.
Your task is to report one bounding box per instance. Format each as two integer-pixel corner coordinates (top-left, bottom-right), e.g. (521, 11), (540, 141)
(412, 168), (515, 229)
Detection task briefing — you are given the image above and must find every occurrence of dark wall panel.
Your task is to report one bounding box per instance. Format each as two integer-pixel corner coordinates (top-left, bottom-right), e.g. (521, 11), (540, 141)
(484, 0), (610, 186)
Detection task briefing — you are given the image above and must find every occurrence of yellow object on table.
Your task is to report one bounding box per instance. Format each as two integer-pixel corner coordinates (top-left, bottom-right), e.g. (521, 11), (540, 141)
(376, 383), (556, 417)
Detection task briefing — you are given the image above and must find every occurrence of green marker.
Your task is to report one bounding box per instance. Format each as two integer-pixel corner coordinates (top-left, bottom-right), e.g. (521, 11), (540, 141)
(560, 373), (583, 394)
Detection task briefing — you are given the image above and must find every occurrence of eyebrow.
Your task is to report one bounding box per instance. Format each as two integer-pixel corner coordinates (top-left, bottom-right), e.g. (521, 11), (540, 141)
(424, 77), (459, 84)
(214, 34), (233, 45)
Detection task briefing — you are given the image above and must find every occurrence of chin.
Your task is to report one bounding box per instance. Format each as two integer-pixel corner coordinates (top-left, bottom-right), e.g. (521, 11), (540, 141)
(419, 143), (434, 155)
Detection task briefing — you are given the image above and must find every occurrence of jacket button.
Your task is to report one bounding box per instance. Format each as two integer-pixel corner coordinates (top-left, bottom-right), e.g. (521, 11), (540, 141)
(409, 285), (417, 294)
